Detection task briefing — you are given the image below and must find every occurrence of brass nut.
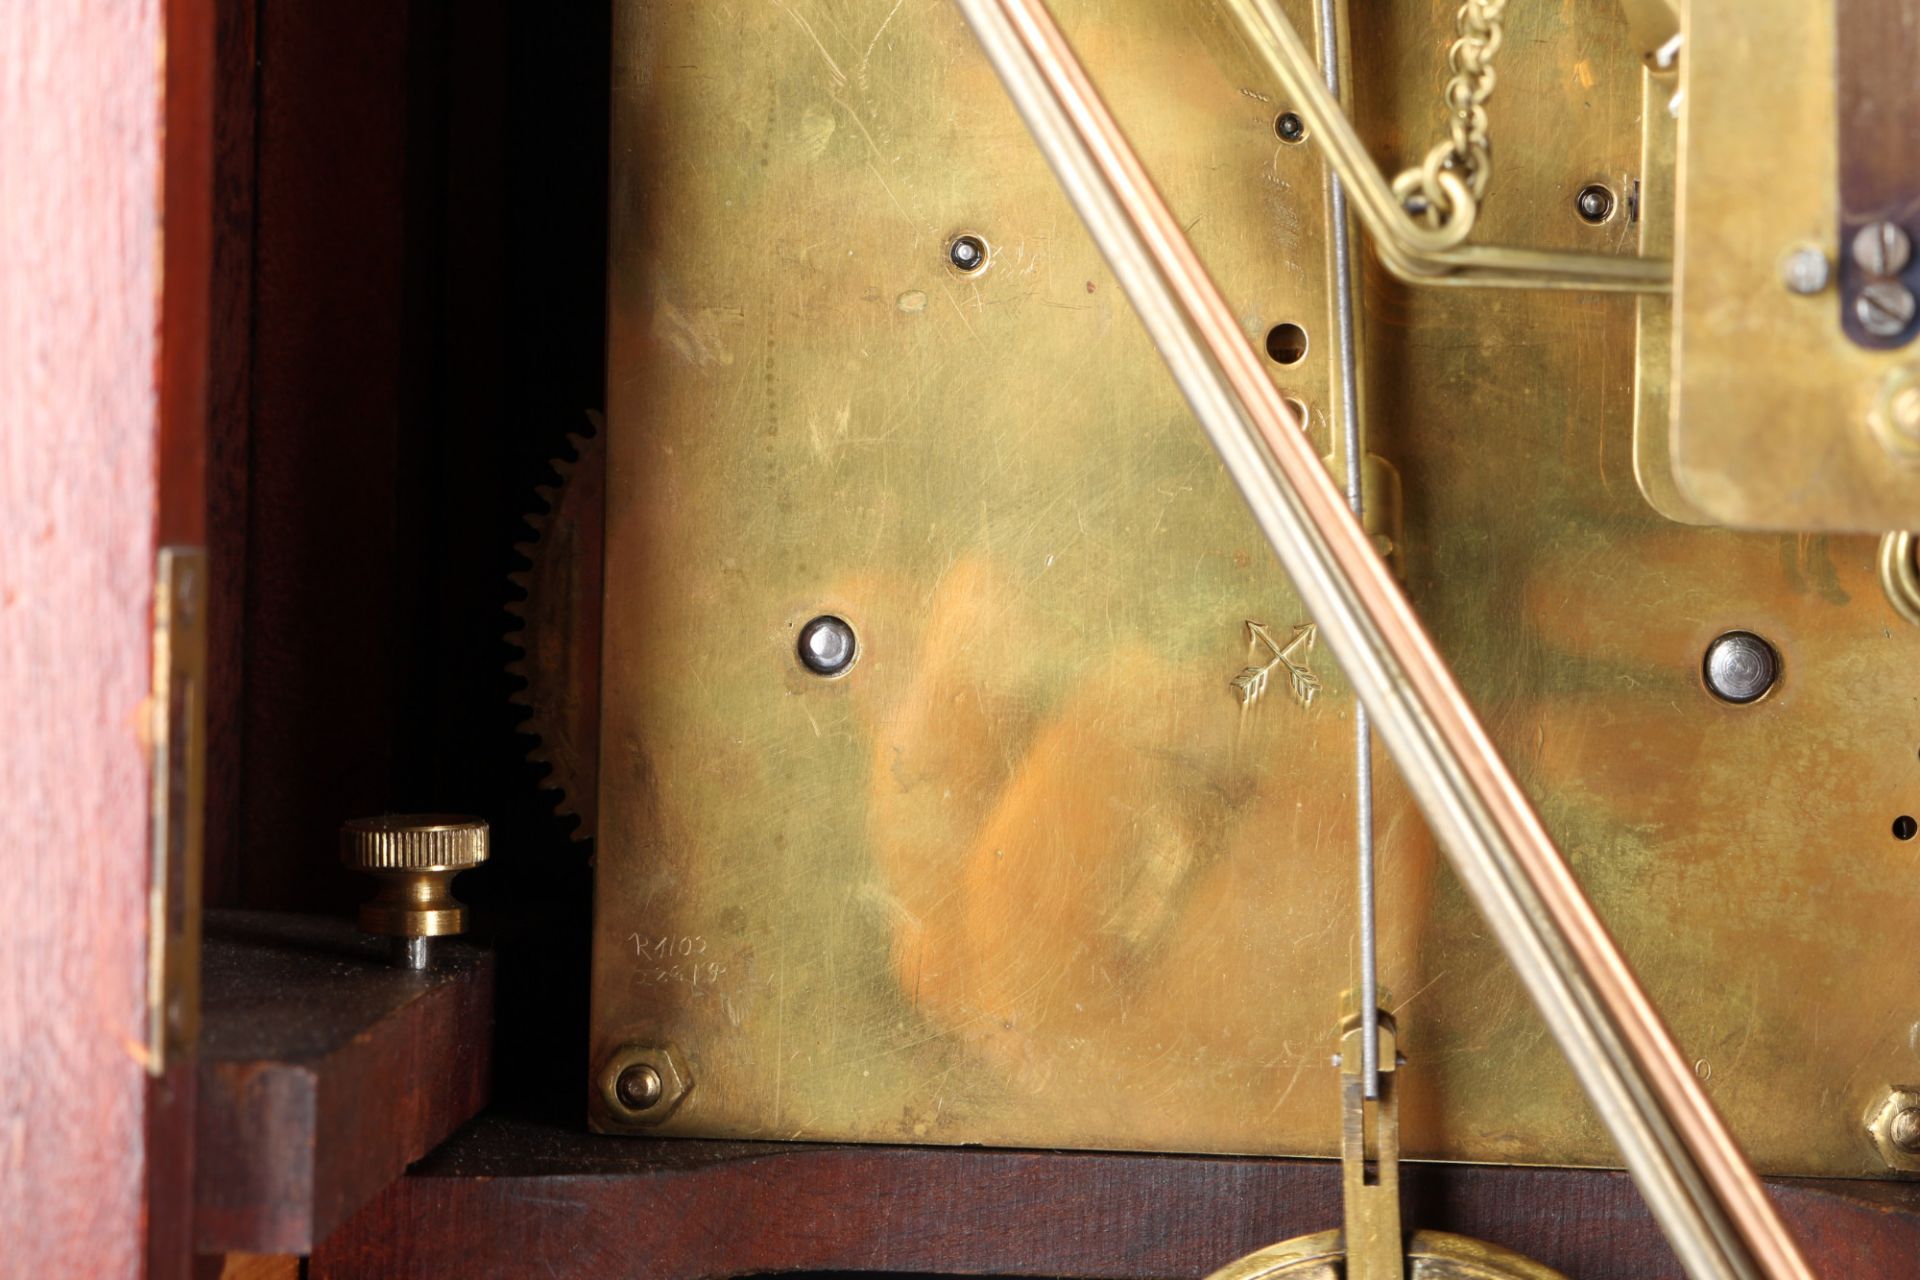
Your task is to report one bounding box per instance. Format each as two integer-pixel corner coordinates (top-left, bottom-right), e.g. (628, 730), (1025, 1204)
(1864, 1087), (1920, 1171)
(596, 1043), (692, 1127)
(1870, 367), (1920, 461)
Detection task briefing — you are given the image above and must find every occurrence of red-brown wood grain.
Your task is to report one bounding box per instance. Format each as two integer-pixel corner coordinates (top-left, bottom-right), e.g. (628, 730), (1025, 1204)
(193, 913), (494, 1254)
(311, 1122), (1920, 1280)
(236, 0), (419, 916)
(0, 0), (172, 1274)
(202, 0), (259, 911)
(162, 0), (215, 548)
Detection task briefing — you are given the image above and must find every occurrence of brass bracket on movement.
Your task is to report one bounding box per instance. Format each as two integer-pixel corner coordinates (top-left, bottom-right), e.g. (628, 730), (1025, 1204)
(1629, 51), (1716, 526)
(1331, 451), (1405, 577)
(1220, 0), (1671, 294)
(148, 547), (207, 1076)
(595, 1043), (694, 1129)
(1667, 0), (1920, 531)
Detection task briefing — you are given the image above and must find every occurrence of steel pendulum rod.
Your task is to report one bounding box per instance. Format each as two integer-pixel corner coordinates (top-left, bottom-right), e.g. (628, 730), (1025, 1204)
(950, 2), (1814, 1277)
(1315, 0), (1378, 1104)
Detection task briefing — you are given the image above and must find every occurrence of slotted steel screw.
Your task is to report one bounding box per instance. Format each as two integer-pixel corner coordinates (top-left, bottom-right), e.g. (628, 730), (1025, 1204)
(1858, 280), (1917, 338)
(1853, 221), (1913, 278)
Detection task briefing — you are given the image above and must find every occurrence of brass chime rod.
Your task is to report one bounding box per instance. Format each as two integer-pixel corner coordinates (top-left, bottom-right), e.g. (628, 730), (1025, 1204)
(948, 2), (1812, 1278)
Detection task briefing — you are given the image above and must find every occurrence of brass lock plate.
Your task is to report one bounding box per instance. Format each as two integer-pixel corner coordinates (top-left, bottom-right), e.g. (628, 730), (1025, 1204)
(590, 0), (1920, 1175)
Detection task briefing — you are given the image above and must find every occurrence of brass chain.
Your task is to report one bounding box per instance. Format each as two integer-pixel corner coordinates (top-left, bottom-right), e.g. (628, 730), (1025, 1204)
(1393, 0), (1506, 235)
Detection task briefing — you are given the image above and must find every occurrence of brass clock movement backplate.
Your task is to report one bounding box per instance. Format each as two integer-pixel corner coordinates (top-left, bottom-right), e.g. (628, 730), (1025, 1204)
(592, 0), (1920, 1175)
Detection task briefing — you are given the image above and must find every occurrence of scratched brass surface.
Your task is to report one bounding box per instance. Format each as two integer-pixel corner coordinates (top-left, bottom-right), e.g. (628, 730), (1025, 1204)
(1670, 0), (1920, 530)
(594, 0), (1920, 1175)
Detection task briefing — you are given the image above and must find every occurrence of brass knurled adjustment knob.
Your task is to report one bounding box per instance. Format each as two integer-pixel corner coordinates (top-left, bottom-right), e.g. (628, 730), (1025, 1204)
(340, 814), (489, 969)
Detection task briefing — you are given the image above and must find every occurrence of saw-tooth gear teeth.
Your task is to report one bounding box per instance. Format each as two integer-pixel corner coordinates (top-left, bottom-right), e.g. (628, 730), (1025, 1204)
(558, 418), (601, 469)
(505, 421), (605, 840)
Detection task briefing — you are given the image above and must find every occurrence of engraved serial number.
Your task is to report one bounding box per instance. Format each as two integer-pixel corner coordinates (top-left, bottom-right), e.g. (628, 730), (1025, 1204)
(627, 933), (725, 987)
(628, 932), (709, 959)
(634, 960), (727, 988)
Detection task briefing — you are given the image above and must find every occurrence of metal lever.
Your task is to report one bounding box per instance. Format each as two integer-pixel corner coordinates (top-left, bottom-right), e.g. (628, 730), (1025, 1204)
(1207, 1008), (1577, 1280)
(1339, 1006), (1403, 1280)
(1222, 0), (1671, 294)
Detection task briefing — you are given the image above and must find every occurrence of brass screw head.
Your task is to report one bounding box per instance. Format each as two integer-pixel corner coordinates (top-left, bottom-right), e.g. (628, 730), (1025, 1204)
(340, 814), (489, 939)
(596, 1044), (693, 1128)
(1865, 1087), (1920, 1171)
(1870, 367), (1920, 460)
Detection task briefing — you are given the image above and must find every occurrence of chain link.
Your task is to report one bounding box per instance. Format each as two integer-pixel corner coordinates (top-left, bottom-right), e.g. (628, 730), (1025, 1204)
(1393, 0), (1506, 235)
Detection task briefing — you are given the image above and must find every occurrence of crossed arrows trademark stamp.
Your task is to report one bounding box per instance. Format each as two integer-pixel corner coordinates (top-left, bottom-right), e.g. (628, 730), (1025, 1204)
(1229, 620), (1320, 709)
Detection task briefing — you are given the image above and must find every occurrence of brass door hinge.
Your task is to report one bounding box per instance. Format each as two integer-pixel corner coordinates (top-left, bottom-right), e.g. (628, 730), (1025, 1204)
(148, 546), (205, 1075)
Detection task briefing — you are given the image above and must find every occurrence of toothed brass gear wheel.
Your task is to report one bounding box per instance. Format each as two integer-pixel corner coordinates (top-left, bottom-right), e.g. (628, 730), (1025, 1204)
(507, 416), (605, 839)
